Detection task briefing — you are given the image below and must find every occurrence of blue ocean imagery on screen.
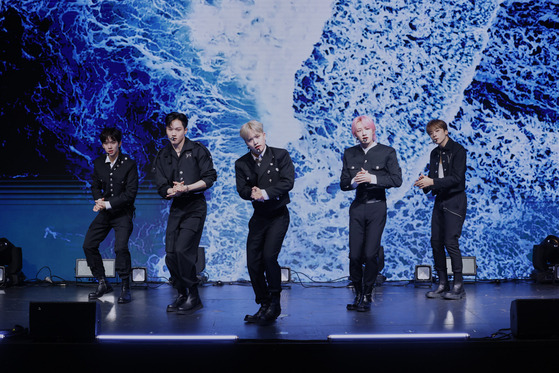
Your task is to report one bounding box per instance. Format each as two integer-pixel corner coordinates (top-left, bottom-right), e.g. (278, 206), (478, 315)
(0, 0), (557, 282)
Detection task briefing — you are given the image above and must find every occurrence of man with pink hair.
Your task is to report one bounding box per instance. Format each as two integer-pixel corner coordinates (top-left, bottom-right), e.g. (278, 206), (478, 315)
(340, 115), (402, 311)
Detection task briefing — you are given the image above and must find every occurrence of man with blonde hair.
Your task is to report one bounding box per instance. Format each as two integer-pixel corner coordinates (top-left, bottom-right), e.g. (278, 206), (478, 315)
(235, 120), (295, 325)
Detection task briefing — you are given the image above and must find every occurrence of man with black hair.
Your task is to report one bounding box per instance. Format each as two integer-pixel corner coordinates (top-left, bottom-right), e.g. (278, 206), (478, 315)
(83, 127), (138, 303)
(154, 112), (217, 314)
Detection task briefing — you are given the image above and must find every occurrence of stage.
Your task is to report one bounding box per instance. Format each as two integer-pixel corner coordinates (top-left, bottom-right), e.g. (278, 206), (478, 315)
(1, 279), (559, 371)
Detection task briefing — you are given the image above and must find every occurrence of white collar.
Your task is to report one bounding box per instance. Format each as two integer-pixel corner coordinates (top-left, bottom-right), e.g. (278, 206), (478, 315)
(361, 142), (377, 154)
(251, 146), (267, 161)
(105, 155), (118, 168)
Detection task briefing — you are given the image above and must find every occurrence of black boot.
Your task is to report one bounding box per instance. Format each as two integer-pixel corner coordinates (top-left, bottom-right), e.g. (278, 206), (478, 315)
(177, 285), (203, 314)
(426, 271), (450, 299)
(244, 302), (270, 323)
(357, 285), (373, 312)
(346, 282), (363, 311)
(444, 272), (466, 300)
(166, 288), (187, 312)
(118, 278), (132, 304)
(257, 293), (281, 325)
(89, 277), (113, 300)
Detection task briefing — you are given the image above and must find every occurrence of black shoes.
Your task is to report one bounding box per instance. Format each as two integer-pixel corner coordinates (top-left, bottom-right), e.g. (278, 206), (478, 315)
(443, 284), (466, 300)
(346, 293), (363, 310)
(357, 288), (373, 312)
(118, 278), (132, 304)
(89, 277), (132, 303)
(177, 290), (203, 314)
(166, 292), (187, 312)
(426, 272), (466, 300)
(256, 302), (281, 325)
(346, 282), (363, 311)
(245, 294), (281, 325)
(167, 286), (203, 314)
(347, 283), (373, 312)
(88, 277), (113, 300)
(426, 283), (450, 299)
(244, 303), (270, 323)
(443, 273), (466, 300)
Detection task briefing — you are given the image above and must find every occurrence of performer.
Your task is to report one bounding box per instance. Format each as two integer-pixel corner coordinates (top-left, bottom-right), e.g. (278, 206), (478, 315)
(235, 120), (295, 325)
(414, 119), (467, 300)
(83, 127), (138, 303)
(340, 115), (402, 312)
(154, 112), (217, 314)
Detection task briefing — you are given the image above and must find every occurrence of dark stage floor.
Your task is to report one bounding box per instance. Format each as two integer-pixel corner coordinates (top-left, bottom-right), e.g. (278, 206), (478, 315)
(1, 280), (559, 371)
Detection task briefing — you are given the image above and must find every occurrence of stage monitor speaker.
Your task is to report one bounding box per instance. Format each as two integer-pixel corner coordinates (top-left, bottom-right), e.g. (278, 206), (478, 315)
(75, 258), (115, 278)
(446, 256), (477, 276)
(29, 301), (100, 342)
(510, 298), (559, 339)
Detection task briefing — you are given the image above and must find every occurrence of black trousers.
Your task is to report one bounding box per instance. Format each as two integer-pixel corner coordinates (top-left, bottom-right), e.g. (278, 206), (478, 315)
(246, 206), (290, 305)
(348, 200), (387, 288)
(83, 209), (133, 279)
(431, 192), (467, 275)
(165, 198), (206, 290)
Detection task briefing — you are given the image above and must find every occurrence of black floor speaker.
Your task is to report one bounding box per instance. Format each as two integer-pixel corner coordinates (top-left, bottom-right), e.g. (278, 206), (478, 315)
(510, 298), (559, 339)
(29, 301), (100, 342)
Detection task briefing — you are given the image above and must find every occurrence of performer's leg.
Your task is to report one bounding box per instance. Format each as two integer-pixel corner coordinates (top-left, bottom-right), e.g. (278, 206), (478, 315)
(165, 211), (188, 311)
(442, 193), (467, 300)
(347, 202), (365, 310)
(246, 214), (269, 305)
(112, 212), (134, 303)
(83, 213), (111, 279)
(358, 201), (386, 312)
(254, 208), (290, 324)
(175, 215), (206, 313)
(83, 213), (114, 299)
(427, 199), (450, 298)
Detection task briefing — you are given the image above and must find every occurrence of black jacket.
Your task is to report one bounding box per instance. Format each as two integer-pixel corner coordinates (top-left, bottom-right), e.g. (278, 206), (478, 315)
(424, 138), (467, 197)
(235, 146), (295, 215)
(91, 152), (138, 212)
(154, 138), (217, 200)
(340, 143), (402, 202)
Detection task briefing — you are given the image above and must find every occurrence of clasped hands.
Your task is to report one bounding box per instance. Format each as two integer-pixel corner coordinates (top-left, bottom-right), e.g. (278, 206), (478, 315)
(414, 174), (434, 189)
(354, 168), (373, 184)
(93, 198), (106, 212)
(166, 181), (189, 198)
(251, 186), (265, 202)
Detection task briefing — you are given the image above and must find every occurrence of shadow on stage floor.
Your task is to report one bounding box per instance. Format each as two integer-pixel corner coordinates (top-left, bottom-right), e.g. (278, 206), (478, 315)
(1, 279), (559, 371)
